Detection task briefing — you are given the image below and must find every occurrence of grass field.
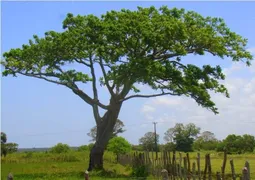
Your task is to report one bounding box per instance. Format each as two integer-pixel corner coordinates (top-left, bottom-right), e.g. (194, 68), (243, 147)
(1, 150), (254, 179)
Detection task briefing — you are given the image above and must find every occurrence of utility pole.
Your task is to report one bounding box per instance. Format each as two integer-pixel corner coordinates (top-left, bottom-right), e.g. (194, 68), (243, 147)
(153, 122), (158, 159)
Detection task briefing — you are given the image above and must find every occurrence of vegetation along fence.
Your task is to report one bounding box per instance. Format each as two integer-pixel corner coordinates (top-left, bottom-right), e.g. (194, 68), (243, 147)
(118, 151), (252, 180)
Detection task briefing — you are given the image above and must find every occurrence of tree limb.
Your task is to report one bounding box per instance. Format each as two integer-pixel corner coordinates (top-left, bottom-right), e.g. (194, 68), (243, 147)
(10, 69), (109, 110)
(98, 57), (115, 97)
(120, 92), (180, 102)
(74, 58), (91, 67)
(89, 55), (101, 124)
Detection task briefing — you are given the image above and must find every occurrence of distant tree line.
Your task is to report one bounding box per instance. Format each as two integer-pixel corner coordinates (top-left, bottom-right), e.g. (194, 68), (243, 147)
(136, 123), (255, 154)
(2, 121), (255, 157)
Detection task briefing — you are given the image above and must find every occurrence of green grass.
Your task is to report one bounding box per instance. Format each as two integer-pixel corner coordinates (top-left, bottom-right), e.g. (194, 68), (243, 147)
(1, 150), (254, 179)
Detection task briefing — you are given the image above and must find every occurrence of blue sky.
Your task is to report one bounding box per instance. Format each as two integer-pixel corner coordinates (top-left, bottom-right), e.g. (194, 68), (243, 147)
(1, 1), (255, 148)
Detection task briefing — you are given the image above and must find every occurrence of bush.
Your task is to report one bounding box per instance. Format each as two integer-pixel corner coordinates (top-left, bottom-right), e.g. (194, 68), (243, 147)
(163, 142), (176, 151)
(77, 145), (89, 152)
(50, 143), (71, 154)
(107, 137), (132, 155)
(131, 155), (149, 180)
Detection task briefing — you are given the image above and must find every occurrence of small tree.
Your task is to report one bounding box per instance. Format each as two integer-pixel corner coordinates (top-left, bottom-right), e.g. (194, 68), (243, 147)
(1, 132), (7, 157)
(5, 143), (19, 154)
(50, 143), (71, 154)
(107, 136), (132, 156)
(1, 132), (18, 156)
(1, 132), (7, 144)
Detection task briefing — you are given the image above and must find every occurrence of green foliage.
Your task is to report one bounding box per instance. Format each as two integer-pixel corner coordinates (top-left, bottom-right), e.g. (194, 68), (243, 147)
(164, 123), (200, 152)
(131, 154), (149, 179)
(4, 143), (18, 153)
(1, 149), (255, 179)
(50, 143), (71, 154)
(77, 145), (89, 152)
(193, 131), (219, 151)
(1, 132), (18, 156)
(1, 132), (7, 144)
(221, 134), (255, 154)
(216, 141), (226, 152)
(107, 137), (132, 155)
(1, 6), (253, 117)
(139, 132), (159, 151)
(87, 119), (125, 142)
(163, 142), (176, 151)
(131, 164), (149, 180)
(132, 145), (143, 151)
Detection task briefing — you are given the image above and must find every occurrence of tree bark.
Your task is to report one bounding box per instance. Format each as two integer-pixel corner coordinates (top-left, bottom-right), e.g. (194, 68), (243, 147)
(87, 99), (122, 171)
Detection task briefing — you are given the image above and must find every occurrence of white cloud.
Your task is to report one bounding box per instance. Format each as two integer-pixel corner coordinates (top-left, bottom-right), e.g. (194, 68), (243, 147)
(140, 62), (255, 141)
(141, 105), (155, 113)
(152, 96), (182, 106)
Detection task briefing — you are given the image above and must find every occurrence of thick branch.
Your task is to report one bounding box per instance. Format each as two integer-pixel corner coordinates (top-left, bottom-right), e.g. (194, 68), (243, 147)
(118, 81), (133, 99)
(71, 88), (109, 110)
(120, 92), (180, 102)
(74, 58), (91, 67)
(17, 71), (67, 86)
(10, 69), (109, 110)
(99, 57), (115, 97)
(89, 55), (101, 124)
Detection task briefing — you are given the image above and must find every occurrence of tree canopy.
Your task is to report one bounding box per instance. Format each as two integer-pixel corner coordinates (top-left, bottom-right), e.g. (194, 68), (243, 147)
(1, 6), (253, 117)
(107, 136), (132, 155)
(1, 132), (7, 144)
(164, 123), (200, 152)
(139, 132), (159, 151)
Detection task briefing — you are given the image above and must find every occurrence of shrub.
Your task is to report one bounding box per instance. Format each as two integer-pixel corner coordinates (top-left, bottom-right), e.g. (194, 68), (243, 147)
(49, 143), (71, 154)
(77, 145), (89, 152)
(107, 137), (132, 155)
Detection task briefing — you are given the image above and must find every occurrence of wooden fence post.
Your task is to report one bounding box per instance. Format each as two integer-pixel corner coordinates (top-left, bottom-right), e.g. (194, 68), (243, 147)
(221, 151), (227, 180)
(197, 153), (201, 180)
(162, 169), (169, 180)
(207, 154), (212, 180)
(183, 157), (188, 180)
(187, 153), (191, 180)
(216, 172), (221, 180)
(245, 161), (250, 180)
(203, 154), (208, 180)
(192, 162), (196, 180)
(242, 167), (249, 180)
(7, 173), (13, 180)
(179, 152), (183, 180)
(230, 159), (236, 180)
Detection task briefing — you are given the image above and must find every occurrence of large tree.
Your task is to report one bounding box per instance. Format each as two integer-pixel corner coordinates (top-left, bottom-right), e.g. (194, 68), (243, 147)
(164, 123), (201, 152)
(1, 6), (252, 171)
(193, 131), (219, 151)
(87, 119), (125, 142)
(139, 132), (159, 151)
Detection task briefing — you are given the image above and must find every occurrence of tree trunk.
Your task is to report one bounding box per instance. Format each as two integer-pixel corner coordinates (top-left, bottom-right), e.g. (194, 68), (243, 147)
(87, 100), (122, 171)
